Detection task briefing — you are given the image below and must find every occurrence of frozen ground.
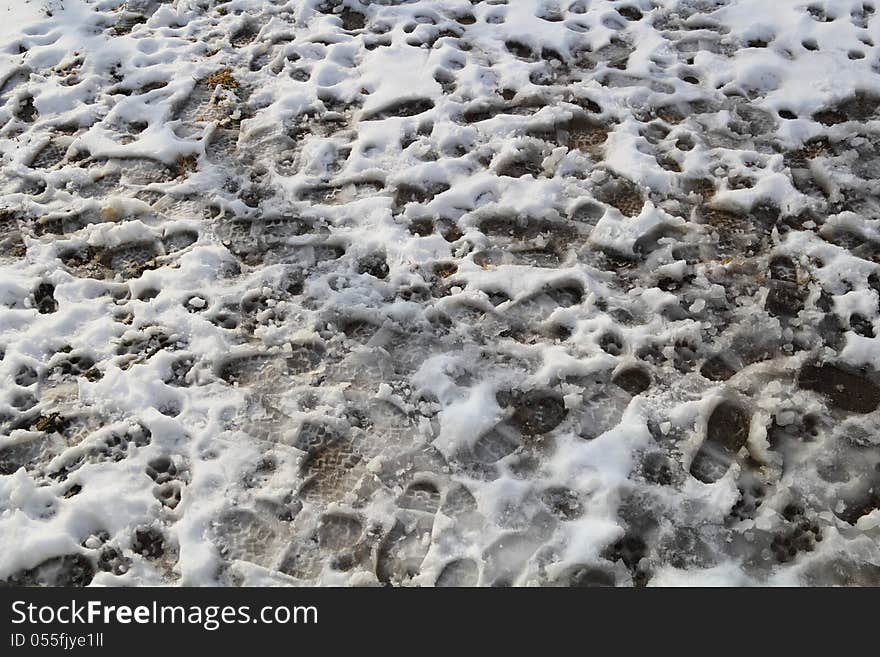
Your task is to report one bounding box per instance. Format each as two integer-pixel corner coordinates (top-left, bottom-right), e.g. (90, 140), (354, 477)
(1, 0), (880, 587)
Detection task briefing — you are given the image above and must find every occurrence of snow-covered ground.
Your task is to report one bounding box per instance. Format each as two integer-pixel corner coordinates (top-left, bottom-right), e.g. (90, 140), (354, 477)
(1, 0), (880, 586)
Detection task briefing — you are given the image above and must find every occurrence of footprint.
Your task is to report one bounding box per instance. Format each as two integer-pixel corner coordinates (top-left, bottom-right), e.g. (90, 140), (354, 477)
(553, 564), (616, 587)
(299, 440), (367, 505)
(364, 98), (434, 120)
(435, 558), (479, 586)
(397, 480), (441, 513)
(317, 513), (363, 551)
(509, 389), (568, 436)
(212, 508), (281, 568)
(689, 400), (751, 484)
(217, 353), (274, 385)
(798, 362), (880, 413)
(472, 422), (521, 463)
(612, 366), (651, 395)
(376, 515), (434, 585)
(482, 531), (543, 586)
(2, 554), (94, 587)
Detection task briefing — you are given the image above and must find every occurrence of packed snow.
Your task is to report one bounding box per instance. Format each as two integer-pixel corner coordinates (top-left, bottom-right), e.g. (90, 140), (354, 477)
(1, 0), (880, 587)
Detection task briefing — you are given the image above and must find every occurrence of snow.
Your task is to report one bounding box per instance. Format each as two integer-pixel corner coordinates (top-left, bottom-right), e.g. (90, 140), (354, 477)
(1, 0), (880, 587)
